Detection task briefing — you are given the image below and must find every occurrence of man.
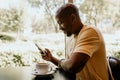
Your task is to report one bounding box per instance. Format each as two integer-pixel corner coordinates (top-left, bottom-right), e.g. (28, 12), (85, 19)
(41, 3), (109, 80)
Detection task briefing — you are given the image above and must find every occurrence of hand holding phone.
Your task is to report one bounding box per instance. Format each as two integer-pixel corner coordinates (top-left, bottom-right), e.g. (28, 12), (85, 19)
(35, 43), (47, 56)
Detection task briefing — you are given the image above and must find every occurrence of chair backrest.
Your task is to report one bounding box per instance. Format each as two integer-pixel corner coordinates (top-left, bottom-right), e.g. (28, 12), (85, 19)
(109, 57), (120, 80)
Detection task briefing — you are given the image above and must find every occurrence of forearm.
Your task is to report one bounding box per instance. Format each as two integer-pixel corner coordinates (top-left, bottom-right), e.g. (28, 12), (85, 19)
(51, 56), (78, 73)
(50, 52), (89, 73)
(60, 59), (73, 72)
(51, 56), (60, 66)
(59, 53), (90, 73)
(51, 56), (66, 69)
(50, 55), (76, 72)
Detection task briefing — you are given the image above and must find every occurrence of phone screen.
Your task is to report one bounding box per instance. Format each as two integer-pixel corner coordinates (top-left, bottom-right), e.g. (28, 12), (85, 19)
(35, 43), (45, 54)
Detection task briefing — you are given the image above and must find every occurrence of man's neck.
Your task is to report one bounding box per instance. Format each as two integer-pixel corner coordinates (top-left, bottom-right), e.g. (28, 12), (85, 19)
(74, 24), (83, 37)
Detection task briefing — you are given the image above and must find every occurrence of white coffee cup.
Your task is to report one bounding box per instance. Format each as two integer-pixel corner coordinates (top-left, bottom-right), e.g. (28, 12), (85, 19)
(35, 63), (51, 74)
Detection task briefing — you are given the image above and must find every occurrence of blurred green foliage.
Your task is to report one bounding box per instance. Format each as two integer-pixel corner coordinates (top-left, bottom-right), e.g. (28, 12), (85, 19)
(0, 0), (120, 67)
(12, 54), (25, 66)
(0, 8), (23, 32)
(0, 34), (15, 42)
(114, 51), (120, 59)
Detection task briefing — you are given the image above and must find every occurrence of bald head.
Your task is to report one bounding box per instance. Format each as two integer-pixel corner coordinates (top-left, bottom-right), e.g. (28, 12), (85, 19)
(55, 3), (79, 19)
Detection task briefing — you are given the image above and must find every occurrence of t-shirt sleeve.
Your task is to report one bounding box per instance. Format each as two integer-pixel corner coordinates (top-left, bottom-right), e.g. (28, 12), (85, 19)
(73, 28), (100, 57)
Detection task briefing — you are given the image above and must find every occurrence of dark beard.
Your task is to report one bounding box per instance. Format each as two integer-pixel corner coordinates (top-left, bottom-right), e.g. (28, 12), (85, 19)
(66, 31), (72, 37)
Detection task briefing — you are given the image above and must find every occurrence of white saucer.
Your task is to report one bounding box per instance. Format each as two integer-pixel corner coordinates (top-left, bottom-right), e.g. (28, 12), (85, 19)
(32, 68), (55, 76)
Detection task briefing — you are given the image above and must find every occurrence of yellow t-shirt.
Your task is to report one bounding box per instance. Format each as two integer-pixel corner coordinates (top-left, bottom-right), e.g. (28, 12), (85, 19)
(66, 25), (109, 80)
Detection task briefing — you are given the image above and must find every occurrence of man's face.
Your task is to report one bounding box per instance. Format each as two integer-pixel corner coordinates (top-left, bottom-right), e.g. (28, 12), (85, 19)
(56, 17), (73, 37)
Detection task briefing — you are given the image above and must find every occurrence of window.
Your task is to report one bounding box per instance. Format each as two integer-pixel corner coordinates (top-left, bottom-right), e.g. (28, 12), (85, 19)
(0, 0), (67, 67)
(74, 0), (120, 57)
(0, 0), (120, 67)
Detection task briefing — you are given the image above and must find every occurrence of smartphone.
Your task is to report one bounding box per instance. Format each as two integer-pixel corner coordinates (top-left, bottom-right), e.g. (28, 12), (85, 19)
(35, 43), (46, 56)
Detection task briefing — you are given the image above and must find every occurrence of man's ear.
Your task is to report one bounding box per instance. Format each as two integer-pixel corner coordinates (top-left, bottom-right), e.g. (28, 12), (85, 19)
(70, 14), (76, 22)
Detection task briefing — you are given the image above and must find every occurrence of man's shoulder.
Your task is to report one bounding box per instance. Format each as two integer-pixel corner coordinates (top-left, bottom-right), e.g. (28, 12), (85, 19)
(83, 25), (99, 31)
(80, 25), (102, 35)
(76, 25), (104, 42)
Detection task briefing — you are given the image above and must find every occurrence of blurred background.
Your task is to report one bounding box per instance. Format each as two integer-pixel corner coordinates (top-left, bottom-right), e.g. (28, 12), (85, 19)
(0, 0), (120, 67)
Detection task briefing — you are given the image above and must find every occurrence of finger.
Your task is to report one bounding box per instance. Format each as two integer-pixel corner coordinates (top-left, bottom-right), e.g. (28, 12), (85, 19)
(40, 52), (46, 57)
(45, 48), (50, 53)
(42, 56), (49, 61)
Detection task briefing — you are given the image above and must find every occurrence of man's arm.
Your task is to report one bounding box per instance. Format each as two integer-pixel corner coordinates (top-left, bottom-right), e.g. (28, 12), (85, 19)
(50, 52), (90, 73)
(42, 49), (90, 73)
(60, 52), (90, 73)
